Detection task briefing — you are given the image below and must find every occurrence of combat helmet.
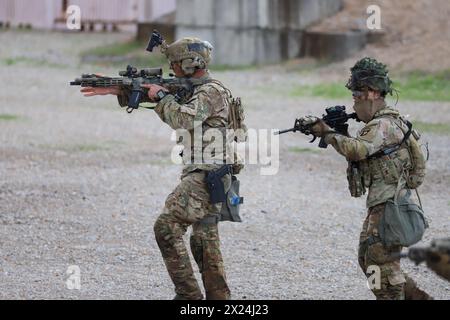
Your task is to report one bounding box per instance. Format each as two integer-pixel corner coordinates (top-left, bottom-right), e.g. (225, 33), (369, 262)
(161, 37), (213, 75)
(346, 57), (393, 96)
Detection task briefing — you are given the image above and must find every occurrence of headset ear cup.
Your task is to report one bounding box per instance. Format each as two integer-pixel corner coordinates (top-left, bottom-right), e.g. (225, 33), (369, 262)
(198, 57), (206, 69)
(181, 58), (195, 75)
(181, 57), (207, 75)
(193, 57), (205, 69)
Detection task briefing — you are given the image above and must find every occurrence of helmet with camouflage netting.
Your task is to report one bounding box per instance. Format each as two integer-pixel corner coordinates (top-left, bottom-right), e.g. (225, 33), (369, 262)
(161, 37), (213, 75)
(346, 57), (393, 97)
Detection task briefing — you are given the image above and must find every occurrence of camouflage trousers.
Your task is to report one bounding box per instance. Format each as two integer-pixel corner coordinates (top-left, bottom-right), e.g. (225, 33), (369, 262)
(154, 171), (230, 300)
(358, 203), (431, 300)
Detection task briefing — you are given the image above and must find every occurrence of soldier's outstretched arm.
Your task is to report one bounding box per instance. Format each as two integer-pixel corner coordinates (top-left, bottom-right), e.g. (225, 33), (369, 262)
(81, 86), (121, 97)
(154, 85), (221, 130)
(323, 121), (383, 161)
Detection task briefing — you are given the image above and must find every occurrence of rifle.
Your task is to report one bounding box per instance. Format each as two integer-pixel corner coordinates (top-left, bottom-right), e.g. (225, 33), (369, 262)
(70, 65), (204, 113)
(275, 105), (359, 148)
(70, 30), (198, 113)
(395, 238), (450, 282)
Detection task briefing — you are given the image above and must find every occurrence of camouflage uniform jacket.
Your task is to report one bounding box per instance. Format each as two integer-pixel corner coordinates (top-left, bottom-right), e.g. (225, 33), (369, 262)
(119, 73), (236, 175)
(324, 105), (413, 208)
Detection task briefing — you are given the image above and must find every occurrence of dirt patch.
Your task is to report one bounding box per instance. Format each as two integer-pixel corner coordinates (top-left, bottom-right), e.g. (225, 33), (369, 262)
(309, 0), (450, 73)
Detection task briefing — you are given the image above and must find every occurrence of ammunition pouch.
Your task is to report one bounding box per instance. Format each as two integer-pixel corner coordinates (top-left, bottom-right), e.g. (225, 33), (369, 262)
(228, 97), (247, 142)
(347, 161), (366, 197)
(405, 129), (427, 189)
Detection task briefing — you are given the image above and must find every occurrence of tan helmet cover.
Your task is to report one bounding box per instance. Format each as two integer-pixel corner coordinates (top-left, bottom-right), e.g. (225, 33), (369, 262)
(162, 37), (213, 74)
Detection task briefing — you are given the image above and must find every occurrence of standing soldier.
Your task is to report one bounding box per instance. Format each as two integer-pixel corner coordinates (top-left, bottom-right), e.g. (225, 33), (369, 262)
(296, 58), (432, 300)
(80, 36), (245, 300)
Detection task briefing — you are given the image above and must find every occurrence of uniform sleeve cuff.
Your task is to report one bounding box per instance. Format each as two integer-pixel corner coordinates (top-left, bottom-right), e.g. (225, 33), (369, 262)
(154, 94), (175, 116)
(160, 94), (175, 104)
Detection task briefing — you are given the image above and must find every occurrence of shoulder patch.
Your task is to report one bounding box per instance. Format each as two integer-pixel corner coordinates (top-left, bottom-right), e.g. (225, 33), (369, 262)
(358, 118), (381, 137)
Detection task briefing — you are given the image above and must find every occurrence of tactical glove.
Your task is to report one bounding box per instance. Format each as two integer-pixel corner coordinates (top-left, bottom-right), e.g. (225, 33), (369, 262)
(300, 116), (332, 138)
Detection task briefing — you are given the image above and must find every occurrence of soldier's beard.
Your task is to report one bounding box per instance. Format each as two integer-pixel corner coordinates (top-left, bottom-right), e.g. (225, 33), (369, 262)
(353, 99), (386, 123)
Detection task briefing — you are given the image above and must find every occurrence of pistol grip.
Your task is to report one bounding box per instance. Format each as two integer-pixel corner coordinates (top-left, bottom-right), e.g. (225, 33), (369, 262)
(318, 137), (328, 149)
(129, 89), (143, 109)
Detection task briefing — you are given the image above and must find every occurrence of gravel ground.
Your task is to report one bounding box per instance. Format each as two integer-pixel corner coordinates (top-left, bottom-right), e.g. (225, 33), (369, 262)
(0, 31), (449, 300)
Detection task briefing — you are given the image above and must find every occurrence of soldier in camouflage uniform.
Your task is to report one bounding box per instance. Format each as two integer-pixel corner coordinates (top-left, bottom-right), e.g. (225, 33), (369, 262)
(298, 58), (432, 300)
(81, 37), (242, 300)
(139, 38), (242, 300)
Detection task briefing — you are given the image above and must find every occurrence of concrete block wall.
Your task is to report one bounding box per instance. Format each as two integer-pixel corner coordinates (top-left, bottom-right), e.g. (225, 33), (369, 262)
(175, 0), (342, 65)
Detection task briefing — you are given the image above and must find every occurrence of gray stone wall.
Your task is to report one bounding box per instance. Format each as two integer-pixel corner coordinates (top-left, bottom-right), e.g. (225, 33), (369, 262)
(175, 0), (342, 65)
